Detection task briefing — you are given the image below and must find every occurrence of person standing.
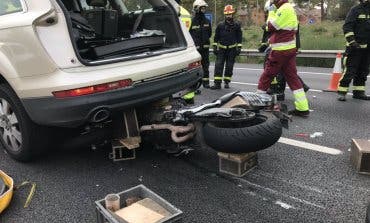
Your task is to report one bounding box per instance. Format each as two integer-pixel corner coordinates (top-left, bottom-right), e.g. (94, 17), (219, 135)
(338, 0), (370, 101)
(257, 0), (309, 117)
(189, 0), (212, 88)
(211, 5), (243, 89)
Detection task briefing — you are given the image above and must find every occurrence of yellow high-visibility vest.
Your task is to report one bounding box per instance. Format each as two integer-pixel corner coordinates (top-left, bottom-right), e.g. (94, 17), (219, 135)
(180, 6), (192, 30)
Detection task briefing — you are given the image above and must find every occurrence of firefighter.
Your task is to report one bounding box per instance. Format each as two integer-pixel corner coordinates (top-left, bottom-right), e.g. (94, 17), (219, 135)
(259, 0), (309, 101)
(189, 0), (212, 88)
(338, 0), (370, 101)
(257, 0), (310, 117)
(211, 5), (243, 89)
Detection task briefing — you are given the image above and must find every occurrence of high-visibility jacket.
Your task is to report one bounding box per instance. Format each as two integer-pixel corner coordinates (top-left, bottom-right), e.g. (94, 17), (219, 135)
(266, 0), (298, 51)
(180, 6), (192, 30)
(343, 3), (370, 48)
(0, 170), (13, 214)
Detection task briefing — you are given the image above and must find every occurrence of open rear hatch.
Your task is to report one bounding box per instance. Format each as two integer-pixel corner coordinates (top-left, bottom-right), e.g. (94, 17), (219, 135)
(58, 0), (186, 63)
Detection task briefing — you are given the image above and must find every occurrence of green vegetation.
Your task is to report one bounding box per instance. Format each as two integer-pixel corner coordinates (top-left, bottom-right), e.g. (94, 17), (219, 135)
(231, 21), (345, 67)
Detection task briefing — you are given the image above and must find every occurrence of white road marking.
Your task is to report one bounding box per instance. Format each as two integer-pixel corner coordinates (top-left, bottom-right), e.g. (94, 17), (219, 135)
(237, 178), (325, 209)
(275, 201), (295, 209)
(278, 137), (343, 155)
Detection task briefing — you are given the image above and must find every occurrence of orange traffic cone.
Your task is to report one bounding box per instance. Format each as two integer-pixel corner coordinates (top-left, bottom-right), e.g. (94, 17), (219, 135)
(324, 52), (342, 92)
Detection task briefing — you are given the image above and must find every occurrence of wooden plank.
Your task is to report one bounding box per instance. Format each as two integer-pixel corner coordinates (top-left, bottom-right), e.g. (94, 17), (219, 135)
(115, 203), (165, 223)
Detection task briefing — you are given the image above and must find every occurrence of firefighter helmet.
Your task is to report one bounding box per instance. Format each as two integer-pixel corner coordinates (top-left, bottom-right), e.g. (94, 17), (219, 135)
(193, 0), (208, 11)
(223, 5), (235, 15)
(264, 0), (271, 12)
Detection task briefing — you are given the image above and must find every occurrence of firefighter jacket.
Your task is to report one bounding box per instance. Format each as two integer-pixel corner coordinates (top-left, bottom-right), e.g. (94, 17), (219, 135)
(189, 13), (212, 49)
(266, 0), (298, 51)
(343, 3), (370, 48)
(213, 20), (242, 49)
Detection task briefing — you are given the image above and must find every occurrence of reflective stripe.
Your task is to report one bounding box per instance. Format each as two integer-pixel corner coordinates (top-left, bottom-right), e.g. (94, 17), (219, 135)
(214, 77), (223, 80)
(353, 86), (366, 91)
(212, 43), (217, 46)
(218, 43), (237, 49)
(358, 14), (366, 18)
(203, 45), (210, 48)
(345, 32), (354, 38)
(237, 43), (243, 47)
(293, 89), (309, 111)
(271, 39), (296, 50)
(202, 78), (209, 80)
(337, 86), (349, 92)
(346, 40), (356, 46)
(224, 77), (231, 81)
(271, 77), (278, 84)
(191, 25), (200, 29)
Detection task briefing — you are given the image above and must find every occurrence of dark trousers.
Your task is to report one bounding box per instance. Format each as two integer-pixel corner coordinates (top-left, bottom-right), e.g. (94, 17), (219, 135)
(258, 49), (303, 91)
(214, 48), (237, 83)
(339, 48), (370, 93)
(198, 48), (210, 80)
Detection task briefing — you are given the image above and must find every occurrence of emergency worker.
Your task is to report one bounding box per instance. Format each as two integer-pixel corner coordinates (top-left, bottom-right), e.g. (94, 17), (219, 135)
(257, 0), (309, 117)
(189, 0), (212, 88)
(338, 0), (370, 101)
(259, 0), (309, 101)
(211, 5), (243, 89)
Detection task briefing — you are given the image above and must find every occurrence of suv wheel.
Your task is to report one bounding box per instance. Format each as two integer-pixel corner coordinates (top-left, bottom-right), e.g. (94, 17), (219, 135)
(0, 84), (50, 161)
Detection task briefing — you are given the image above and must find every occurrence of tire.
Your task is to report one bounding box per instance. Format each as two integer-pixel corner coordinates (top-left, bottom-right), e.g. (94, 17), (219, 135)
(0, 84), (51, 161)
(202, 113), (282, 153)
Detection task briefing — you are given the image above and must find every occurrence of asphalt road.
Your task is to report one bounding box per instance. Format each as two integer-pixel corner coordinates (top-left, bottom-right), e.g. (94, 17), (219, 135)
(1, 63), (370, 223)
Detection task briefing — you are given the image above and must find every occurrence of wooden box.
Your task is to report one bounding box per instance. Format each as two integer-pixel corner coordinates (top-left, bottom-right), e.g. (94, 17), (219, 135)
(351, 139), (370, 175)
(218, 152), (257, 177)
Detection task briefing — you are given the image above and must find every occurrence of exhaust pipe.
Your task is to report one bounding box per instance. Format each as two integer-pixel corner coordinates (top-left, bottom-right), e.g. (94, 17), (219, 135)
(140, 123), (195, 143)
(90, 108), (111, 123)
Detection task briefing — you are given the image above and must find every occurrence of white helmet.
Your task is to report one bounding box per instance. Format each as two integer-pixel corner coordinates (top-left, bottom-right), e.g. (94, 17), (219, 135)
(264, 0), (271, 12)
(193, 0), (208, 11)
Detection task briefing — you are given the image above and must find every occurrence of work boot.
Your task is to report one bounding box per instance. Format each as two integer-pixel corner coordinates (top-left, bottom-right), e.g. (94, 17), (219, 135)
(210, 82), (221, 90)
(224, 82), (230, 89)
(353, 91), (370, 100)
(337, 93), (346, 101)
(202, 82), (210, 89)
(303, 84), (310, 93)
(288, 109), (309, 117)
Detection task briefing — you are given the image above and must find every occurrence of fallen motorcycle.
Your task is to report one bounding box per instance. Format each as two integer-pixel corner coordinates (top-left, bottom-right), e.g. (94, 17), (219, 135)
(139, 91), (290, 154)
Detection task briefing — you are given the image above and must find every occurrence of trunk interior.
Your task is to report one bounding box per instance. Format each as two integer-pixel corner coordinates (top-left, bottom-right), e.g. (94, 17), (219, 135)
(58, 0), (186, 63)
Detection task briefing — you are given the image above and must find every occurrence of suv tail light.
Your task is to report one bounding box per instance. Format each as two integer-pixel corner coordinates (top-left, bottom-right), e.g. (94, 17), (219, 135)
(188, 61), (202, 70)
(52, 79), (132, 98)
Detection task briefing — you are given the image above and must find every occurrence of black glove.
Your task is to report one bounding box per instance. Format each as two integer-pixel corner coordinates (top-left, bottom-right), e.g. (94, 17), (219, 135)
(236, 46), (242, 56)
(213, 46), (218, 55)
(258, 43), (268, 53)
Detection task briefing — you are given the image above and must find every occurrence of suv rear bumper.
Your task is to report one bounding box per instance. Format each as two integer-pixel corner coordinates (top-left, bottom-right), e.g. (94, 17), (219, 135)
(21, 69), (202, 127)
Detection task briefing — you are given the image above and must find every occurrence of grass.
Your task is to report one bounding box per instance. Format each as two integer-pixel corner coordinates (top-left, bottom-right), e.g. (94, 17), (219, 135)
(211, 21), (345, 67)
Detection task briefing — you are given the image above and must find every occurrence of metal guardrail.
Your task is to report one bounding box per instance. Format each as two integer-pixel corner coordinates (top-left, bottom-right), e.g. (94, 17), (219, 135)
(211, 49), (344, 59)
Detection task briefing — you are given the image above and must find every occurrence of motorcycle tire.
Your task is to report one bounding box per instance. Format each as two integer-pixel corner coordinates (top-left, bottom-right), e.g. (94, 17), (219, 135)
(202, 113), (282, 153)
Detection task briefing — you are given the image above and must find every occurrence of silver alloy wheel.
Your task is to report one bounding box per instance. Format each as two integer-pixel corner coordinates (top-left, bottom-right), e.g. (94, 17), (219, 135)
(0, 98), (22, 152)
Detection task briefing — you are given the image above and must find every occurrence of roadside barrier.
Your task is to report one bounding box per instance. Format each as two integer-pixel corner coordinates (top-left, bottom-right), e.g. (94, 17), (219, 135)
(324, 52), (342, 92)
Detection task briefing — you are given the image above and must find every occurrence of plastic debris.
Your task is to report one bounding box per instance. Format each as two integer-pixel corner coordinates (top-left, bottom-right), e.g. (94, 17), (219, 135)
(138, 176), (143, 182)
(310, 132), (324, 138)
(295, 133), (309, 138)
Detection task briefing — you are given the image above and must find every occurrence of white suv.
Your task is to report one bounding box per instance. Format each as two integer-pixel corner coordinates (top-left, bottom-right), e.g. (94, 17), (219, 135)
(0, 0), (202, 161)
